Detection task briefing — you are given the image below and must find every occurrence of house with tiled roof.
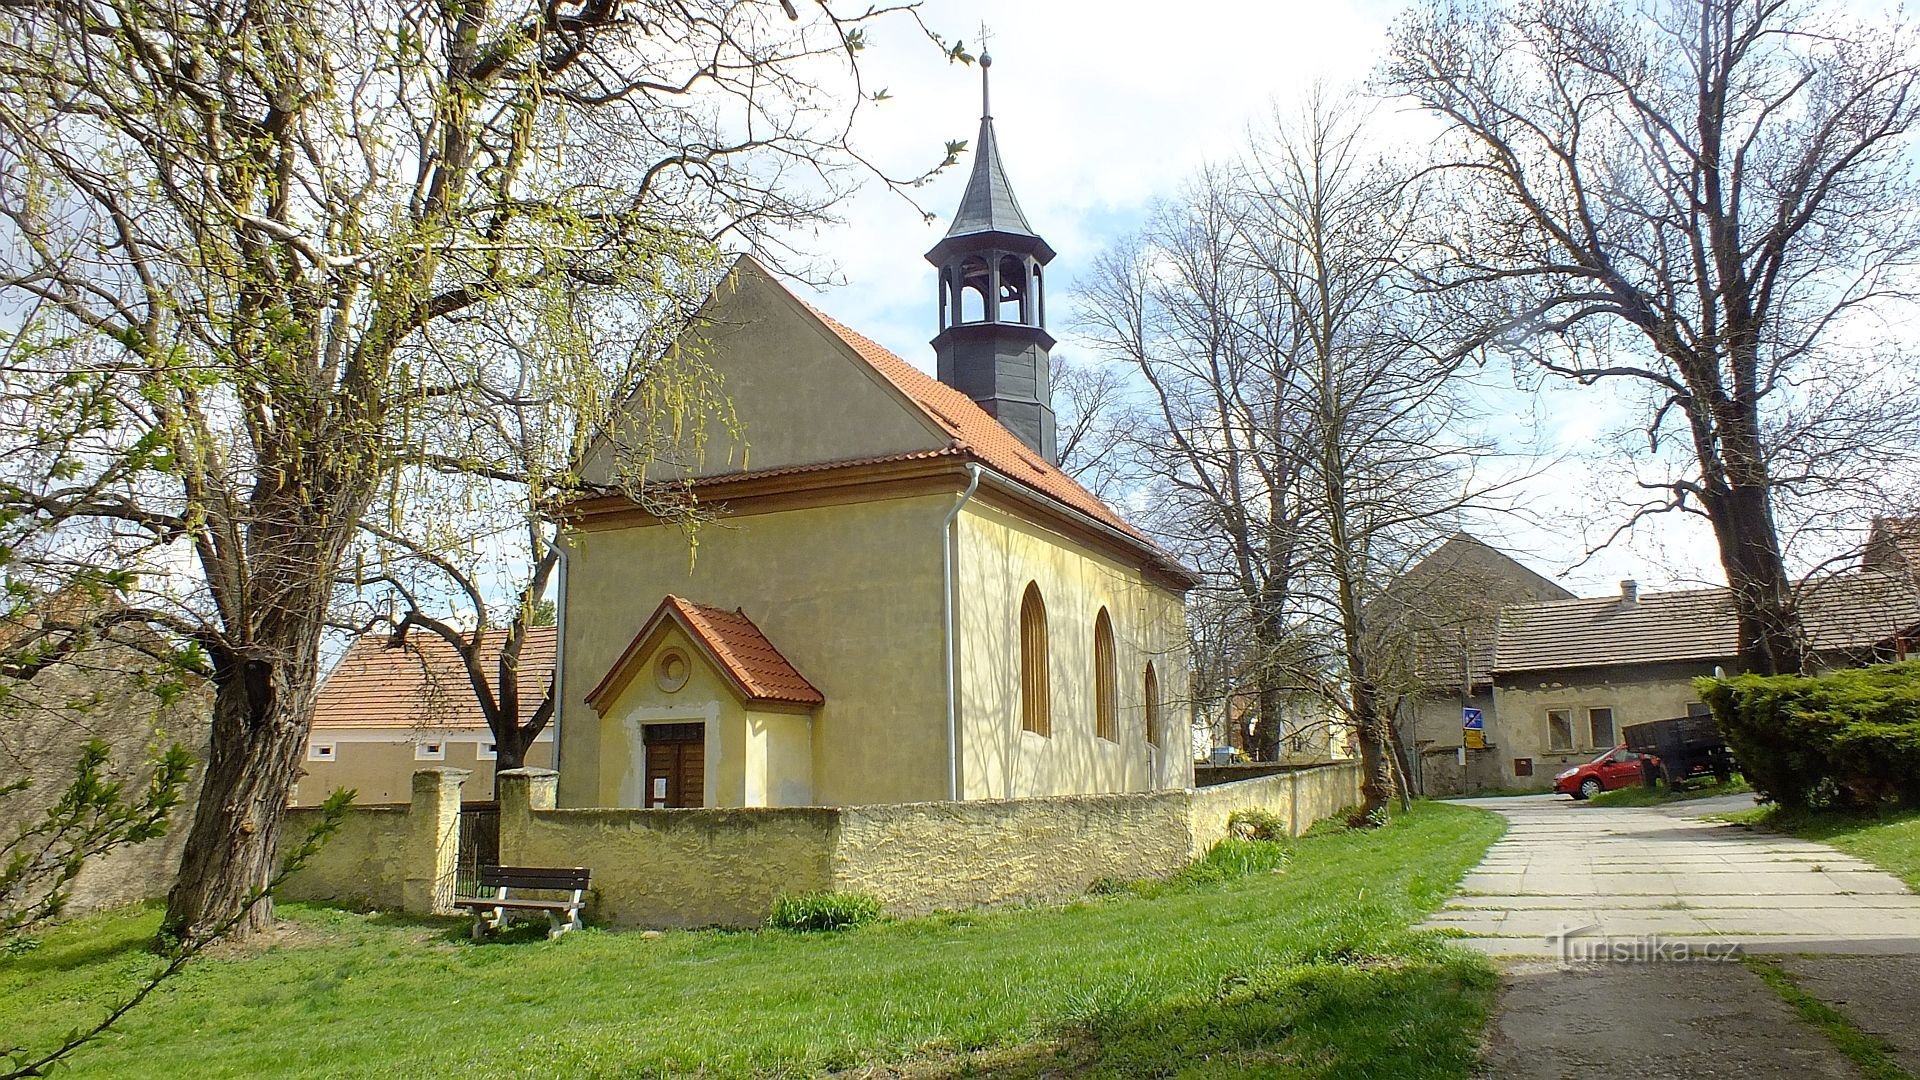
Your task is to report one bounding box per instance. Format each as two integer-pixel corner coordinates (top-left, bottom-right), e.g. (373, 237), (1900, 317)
(554, 59), (1194, 809)
(1865, 516), (1920, 581)
(294, 626), (557, 806)
(1398, 538), (1920, 795)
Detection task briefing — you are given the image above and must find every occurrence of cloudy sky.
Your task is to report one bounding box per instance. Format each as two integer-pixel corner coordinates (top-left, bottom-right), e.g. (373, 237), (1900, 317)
(782, 0), (1740, 598)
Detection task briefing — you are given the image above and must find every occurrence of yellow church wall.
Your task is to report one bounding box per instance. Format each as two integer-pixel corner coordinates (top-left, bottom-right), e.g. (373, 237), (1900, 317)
(750, 710), (815, 806)
(955, 497), (1192, 800)
(578, 258), (945, 488)
(559, 493), (951, 808)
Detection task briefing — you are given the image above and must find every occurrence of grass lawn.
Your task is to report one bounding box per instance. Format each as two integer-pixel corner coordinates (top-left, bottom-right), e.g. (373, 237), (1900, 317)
(1587, 775), (1751, 808)
(1723, 804), (1920, 892)
(2, 802), (1504, 1079)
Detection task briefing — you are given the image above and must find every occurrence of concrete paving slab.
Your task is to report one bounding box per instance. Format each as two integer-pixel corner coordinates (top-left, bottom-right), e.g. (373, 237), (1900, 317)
(1425, 795), (1920, 956)
(1477, 961), (1862, 1080)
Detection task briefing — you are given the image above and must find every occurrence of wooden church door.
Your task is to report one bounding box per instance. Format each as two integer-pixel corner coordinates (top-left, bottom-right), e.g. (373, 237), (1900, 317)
(642, 722), (705, 808)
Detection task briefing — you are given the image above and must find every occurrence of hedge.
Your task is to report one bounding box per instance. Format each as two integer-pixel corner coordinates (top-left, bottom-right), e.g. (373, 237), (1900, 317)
(1697, 661), (1920, 810)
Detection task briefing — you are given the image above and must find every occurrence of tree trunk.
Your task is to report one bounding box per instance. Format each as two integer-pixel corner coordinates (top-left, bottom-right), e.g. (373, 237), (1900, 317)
(1244, 681), (1281, 761)
(1350, 676), (1396, 819)
(1387, 712), (1417, 809)
(1704, 481), (1805, 676)
(161, 654), (313, 942)
(490, 720), (533, 797)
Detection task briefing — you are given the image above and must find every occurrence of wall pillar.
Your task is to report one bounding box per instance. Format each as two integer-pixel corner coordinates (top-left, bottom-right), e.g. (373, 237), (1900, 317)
(497, 767), (559, 865)
(403, 767), (468, 916)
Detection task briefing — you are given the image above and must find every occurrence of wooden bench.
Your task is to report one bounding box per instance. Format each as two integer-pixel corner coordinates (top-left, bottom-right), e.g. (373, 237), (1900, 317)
(453, 865), (589, 940)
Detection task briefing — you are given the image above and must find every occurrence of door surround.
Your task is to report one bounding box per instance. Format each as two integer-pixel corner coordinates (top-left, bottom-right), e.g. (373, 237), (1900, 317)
(620, 704), (721, 808)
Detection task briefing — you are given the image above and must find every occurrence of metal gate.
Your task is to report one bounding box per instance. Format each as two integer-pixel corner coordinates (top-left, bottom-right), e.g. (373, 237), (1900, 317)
(456, 801), (499, 895)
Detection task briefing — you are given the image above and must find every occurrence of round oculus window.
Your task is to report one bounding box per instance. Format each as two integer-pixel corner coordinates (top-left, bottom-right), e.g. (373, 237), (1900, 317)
(655, 649), (690, 693)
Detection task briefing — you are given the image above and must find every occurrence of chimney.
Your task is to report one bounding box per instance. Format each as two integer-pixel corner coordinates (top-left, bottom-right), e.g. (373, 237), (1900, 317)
(1619, 580), (1638, 609)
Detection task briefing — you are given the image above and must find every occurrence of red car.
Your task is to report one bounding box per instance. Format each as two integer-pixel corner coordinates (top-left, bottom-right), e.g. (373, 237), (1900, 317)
(1554, 745), (1657, 800)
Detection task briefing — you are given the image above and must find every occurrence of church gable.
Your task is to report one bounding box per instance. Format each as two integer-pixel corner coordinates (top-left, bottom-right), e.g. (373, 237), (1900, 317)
(582, 256), (949, 487)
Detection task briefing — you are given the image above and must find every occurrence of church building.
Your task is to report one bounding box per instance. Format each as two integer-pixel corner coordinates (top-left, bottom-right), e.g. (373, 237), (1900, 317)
(554, 56), (1195, 809)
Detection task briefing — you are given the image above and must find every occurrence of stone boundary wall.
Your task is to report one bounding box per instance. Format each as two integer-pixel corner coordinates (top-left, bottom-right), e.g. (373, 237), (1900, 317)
(278, 762), (1362, 927)
(279, 769), (466, 915)
(1193, 762), (1350, 787)
(831, 791), (1196, 916)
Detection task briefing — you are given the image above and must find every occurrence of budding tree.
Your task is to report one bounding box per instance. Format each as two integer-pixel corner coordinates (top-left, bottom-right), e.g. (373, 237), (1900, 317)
(0, 0), (956, 940)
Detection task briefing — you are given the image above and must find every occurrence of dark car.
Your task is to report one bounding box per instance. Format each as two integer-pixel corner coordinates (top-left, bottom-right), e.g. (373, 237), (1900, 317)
(1554, 745), (1656, 800)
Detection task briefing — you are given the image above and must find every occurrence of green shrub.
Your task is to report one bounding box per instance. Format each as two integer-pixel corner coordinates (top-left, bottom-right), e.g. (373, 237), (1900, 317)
(1170, 837), (1291, 888)
(1226, 807), (1288, 842)
(765, 891), (882, 932)
(1699, 661), (1920, 810)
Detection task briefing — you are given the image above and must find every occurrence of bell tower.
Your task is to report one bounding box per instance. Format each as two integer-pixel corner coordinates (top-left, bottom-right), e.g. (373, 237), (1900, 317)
(926, 50), (1058, 463)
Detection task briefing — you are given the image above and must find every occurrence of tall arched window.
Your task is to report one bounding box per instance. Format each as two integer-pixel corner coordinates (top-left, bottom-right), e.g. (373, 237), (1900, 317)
(1144, 662), (1161, 748)
(1020, 583), (1050, 736)
(1093, 609), (1117, 741)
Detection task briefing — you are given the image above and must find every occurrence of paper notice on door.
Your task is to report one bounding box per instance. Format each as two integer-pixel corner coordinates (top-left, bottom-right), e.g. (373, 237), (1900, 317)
(652, 777), (668, 800)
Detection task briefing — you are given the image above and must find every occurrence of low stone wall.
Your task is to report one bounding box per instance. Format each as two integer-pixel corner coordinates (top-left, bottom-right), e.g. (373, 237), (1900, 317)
(278, 804), (411, 910)
(1194, 761), (1352, 787)
(831, 791), (1196, 915)
(513, 805), (839, 927)
(279, 762), (1364, 929)
(504, 762), (1363, 927)
(279, 768), (468, 915)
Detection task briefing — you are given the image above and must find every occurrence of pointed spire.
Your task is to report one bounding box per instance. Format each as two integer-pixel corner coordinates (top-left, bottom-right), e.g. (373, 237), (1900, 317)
(937, 51), (1051, 260)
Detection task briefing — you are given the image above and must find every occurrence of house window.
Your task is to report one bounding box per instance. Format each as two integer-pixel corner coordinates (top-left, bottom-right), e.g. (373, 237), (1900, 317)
(1546, 709), (1573, 752)
(1144, 662), (1161, 748)
(476, 742), (497, 761)
(1588, 707), (1616, 748)
(1093, 608), (1117, 741)
(306, 742), (336, 763)
(415, 741), (446, 761)
(1019, 583), (1051, 736)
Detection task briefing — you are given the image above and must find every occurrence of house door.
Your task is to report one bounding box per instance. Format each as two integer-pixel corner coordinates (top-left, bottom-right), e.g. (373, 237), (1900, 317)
(643, 722), (705, 808)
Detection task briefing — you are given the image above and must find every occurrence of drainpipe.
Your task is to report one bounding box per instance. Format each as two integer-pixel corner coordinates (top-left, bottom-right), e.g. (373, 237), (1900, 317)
(942, 463), (983, 801)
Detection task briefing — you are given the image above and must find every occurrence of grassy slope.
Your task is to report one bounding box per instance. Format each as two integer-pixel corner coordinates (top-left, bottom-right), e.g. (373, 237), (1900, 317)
(1, 802), (1504, 1080)
(1588, 776), (1751, 808)
(1725, 805), (1920, 892)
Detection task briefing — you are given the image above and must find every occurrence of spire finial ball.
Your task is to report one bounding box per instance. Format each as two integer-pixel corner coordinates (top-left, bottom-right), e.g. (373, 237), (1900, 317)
(981, 51), (992, 67)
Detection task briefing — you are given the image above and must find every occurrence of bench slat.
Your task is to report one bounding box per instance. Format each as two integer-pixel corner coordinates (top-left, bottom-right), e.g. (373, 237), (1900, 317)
(476, 865), (589, 890)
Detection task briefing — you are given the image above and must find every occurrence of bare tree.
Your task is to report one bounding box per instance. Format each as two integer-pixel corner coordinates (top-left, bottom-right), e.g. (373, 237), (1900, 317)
(1050, 353), (1130, 499)
(1083, 96), (1511, 816)
(0, 0), (958, 941)
(1081, 168), (1309, 764)
(1384, 0), (1920, 675)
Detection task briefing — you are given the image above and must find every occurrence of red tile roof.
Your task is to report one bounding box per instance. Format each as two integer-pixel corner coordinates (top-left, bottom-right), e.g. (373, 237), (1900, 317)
(801, 304), (1165, 553)
(313, 626), (557, 730)
(585, 595), (823, 711)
